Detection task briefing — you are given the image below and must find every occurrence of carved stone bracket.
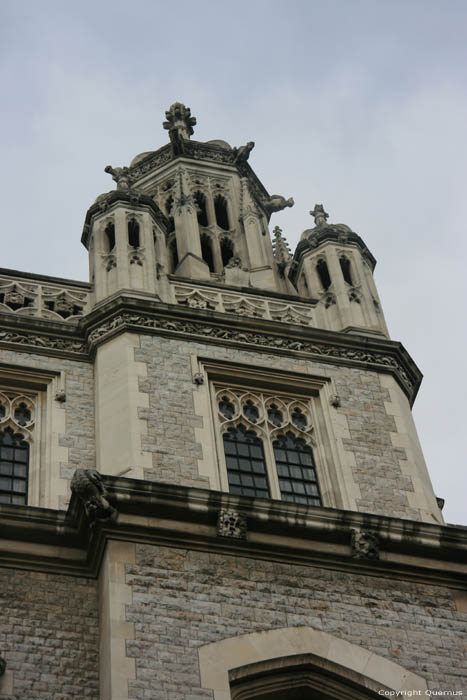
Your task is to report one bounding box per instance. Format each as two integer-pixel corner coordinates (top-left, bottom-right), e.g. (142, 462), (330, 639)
(350, 528), (379, 560)
(71, 469), (118, 524)
(217, 509), (247, 539)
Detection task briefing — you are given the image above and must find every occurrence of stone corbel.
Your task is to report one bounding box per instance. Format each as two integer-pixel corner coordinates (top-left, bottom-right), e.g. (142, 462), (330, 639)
(217, 509), (247, 539)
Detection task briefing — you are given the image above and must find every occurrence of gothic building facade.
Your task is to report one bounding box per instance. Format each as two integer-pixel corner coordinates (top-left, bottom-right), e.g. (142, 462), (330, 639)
(0, 103), (465, 699)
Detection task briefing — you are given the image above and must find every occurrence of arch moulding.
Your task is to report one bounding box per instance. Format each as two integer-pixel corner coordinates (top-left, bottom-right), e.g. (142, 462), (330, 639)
(198, 626), (428, 700)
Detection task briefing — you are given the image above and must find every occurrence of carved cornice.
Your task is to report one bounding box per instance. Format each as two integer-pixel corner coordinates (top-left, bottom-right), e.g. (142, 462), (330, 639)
(290, 229), (377, 284)
(0, 295), (422, 402)
(0, 477), (466, 586)
(81, 190), (169, 247)
(84, 297), (422, 404)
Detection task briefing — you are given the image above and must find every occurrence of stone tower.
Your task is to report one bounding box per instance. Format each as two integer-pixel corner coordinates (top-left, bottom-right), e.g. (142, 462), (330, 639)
(0, 103), (465, 699)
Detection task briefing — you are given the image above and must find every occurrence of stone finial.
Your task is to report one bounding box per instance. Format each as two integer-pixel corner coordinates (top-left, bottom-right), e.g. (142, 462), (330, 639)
(71, 469), (118, 524)
(163, 102), (196, 141)
(272, 226), (292, 264)
(264, 195), (295, 216)
(232, 141), (255, 164)
(310, 204), (329, 227)
(350, 528), (379, 560)
(104, 165), (132, 191)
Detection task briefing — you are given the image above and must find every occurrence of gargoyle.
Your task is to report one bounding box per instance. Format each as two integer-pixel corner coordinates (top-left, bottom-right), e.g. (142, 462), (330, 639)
(263, 195), (294, 215)
(232, 141), (255, 164)
(71, 469), (118, 523)
(104, 165), (132, 191)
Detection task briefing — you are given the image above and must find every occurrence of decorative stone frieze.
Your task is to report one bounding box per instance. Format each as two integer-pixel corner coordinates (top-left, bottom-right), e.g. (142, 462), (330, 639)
(217, 509), (247, 539)
(350, 528), (380, 560)
(0, 328), (86, 354)
(70, 469), (118, 524)
(0, 276), (89, 321)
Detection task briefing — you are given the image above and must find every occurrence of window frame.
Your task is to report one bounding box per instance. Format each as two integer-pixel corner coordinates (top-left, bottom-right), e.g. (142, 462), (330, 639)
(197, 359), (341, 509)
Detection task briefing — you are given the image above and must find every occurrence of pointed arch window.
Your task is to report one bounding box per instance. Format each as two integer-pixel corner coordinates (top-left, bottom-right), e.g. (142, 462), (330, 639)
(128, 218), (140, 248)
(165, 196), (175, 233)
(220, 237), (234, 267)
(169, 236), (179, 273)
(201, 233), (215, 273)
(104, 222), (115, 253)
(214, 195), (230, 231)
(339, 255), (353, 285)
(216, 388), (322, 506)
(316, 258), (331, 291)
(194, 191), (209, 227)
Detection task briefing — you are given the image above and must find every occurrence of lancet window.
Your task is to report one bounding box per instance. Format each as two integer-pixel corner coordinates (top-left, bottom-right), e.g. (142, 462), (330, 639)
(169, 236), (179, 273)
(201, 233), (215, 273)
(216, 387), (322, 506)
(214, 195), (229, 231)
(316, 258), (331, 291)
(194, 191), (209, 227)
(128, 218), (140, 248)
(104, 222), (115, 253)
(339, 255), (353, 285)
(165, 196), (175, 233)
(220, 237), (234, 267)
(0, 391), (35, 505)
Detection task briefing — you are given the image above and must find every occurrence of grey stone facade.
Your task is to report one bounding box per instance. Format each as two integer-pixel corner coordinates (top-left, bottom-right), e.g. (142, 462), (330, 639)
(0, 569), (99, 699)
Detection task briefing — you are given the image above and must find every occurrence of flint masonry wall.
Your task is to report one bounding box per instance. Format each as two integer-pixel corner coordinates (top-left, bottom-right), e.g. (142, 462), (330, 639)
(132, 333), (439, 522)
(0, 568), (99, 699)
(122, 543), (467, 698)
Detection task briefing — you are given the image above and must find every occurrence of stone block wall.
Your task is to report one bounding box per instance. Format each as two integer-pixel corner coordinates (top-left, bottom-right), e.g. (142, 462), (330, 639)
(0, 568), (99, 699)
(134, 334), (435, 521)
(123, 544), (466, 698)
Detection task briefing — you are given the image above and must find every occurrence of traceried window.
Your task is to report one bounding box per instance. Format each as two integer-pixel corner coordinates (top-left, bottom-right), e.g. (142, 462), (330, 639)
(216, 388), (322, 506)
(0, 391), (35, 505)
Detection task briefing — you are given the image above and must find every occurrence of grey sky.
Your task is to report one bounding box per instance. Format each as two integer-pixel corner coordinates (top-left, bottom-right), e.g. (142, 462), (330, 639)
(1, 0), (466, 523)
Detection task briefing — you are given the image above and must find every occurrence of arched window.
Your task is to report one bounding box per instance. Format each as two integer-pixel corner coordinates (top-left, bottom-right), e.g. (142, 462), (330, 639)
(165, 196), (175, 233)
(169, 237), (179, 273)
(340, 255), (353, 285)
(223, 425), (270, 498)
(200, 233), (215, 273)
(273, 432), (321, 506)
(104, 222), (115, 253)
(220, 237), (234, 267)
(214, 195), (230, 231)
(128, 218), (140, 248)
(194, 191), (208, 227)
(316, 258), (331, 291)
(0, 427), (29, 505)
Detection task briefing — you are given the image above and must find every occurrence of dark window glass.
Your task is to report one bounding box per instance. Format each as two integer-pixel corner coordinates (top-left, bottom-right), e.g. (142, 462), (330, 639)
(200, 234), (215, 273)
(169, 238), (179, 272)
(340, 256), (353, 285)
(267, 404), (283, 427)
(14, 403), (31, 427)
(291, 407), (307, 431)
(214, 195), (229, 231)
(165, 196), (175, 233)
(243, 400), (259, 423)
(219, 396), (235, 420)
(194, 192), (208, 227)
(0, 428), (29, 505)
(220, 237), (234, 267)
(273, 432), (321, 507)
(316, 259), (331, 291)
(223, 426), (270, 499)
(105, 222), (115, 253)
(128, 219), (140, 248)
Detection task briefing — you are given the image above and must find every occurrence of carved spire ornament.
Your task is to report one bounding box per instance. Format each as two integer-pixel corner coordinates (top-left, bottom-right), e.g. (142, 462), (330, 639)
(272, 226), (292, 264)
(310, 203), (329, 227)
(163, 102), (197, 141)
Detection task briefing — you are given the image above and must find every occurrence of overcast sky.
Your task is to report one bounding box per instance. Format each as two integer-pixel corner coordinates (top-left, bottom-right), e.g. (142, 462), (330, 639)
(1, 0), (466, 524)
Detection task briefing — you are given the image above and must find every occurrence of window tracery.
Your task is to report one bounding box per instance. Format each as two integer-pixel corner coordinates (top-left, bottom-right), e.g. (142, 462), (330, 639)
(0, 390), (35, 505)
(215, 387), (322, 506)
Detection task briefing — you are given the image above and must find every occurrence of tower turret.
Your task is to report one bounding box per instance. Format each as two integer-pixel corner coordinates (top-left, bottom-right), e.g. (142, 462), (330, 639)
(290, 205), (389, 337)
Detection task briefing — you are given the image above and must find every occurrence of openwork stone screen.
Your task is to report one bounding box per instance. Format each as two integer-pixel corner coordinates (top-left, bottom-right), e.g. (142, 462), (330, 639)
(216, 387), (322, 506)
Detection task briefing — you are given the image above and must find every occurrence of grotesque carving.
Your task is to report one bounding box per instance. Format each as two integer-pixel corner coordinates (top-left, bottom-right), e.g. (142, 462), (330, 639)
(264, 195), (294, 215)
(310, 204), (329, 227)
(232, 141), (255, 164)
(217, 509), (247, 539)
(104, 165), (132, 190)
(71, 469), (118, 524)
(350, 528), (379, 560)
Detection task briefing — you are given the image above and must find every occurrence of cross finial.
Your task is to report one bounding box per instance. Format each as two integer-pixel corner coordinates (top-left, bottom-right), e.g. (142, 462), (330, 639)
(163, 102), (197, 141)
(310, 204), (329, 227)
